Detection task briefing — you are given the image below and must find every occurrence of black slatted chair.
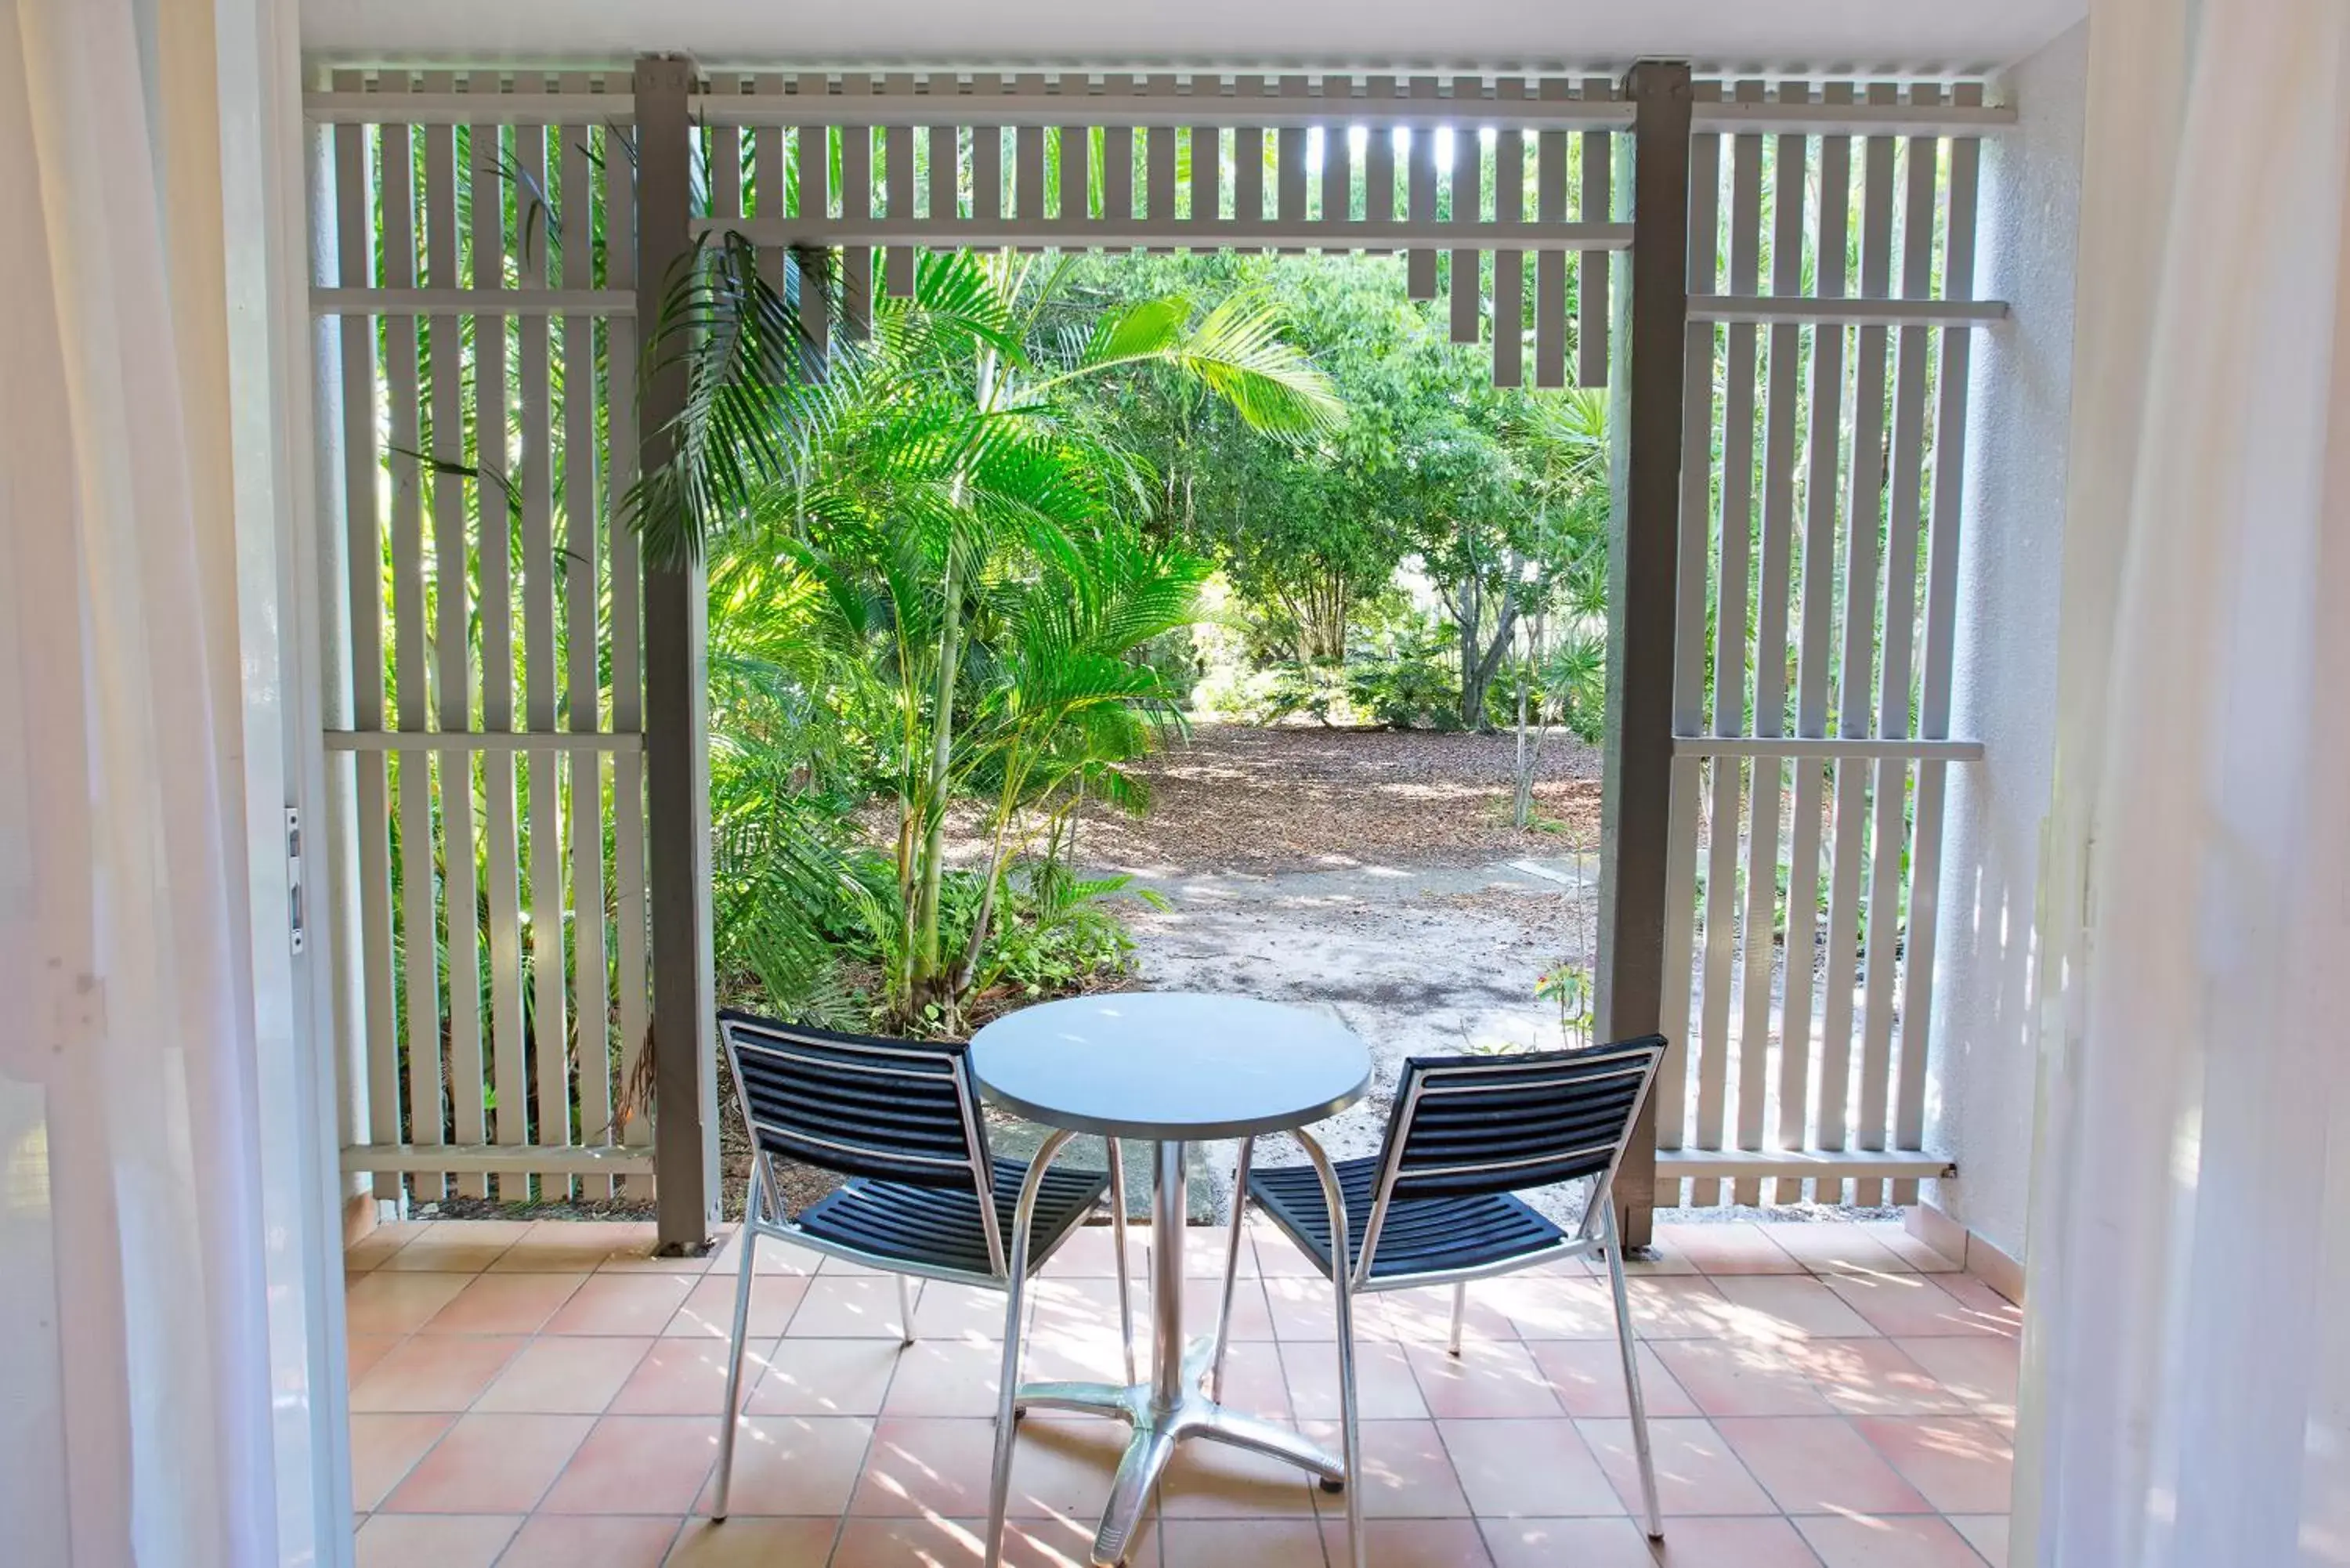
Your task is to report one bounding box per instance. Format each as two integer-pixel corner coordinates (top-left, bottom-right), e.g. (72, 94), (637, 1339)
(1213, 1035), (1669, 1541)
(712, 1009), (1137, 1521)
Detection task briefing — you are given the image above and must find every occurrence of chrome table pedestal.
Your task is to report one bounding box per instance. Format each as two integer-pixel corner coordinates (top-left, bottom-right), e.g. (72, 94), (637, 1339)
(971, 992), (1372, 1568)
(1014, 1141), (1344, 1565)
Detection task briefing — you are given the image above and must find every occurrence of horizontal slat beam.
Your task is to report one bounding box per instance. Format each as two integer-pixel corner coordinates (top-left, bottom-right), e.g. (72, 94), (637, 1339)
(1672, 735), (1985, 761)
(324, 729), (645, 753)
(341, 1143), (654, 1176)
(1690, 99), (2014, 135)
(1654, 1148), (1957, 1181)
(696, 215), (1635, 251)
(306, 91), (632, 124)
(312, 287), (635, 316)
(1689, 294), (2008, 327)
(692, 96), (1636, 131)
(303, 89), (2014, 138)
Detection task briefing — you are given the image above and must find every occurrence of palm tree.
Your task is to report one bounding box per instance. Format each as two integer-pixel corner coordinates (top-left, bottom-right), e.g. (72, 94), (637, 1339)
(633, 239), (1340, 1028)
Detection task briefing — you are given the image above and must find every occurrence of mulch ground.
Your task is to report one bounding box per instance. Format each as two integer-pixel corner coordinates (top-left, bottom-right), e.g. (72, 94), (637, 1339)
(1064, 721), (1605, 874)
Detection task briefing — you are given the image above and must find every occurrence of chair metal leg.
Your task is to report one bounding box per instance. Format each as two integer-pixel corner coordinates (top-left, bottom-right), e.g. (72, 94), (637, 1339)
(898, 1270), (917, 1346)
(1209, 1136), (1254, 1400)
(710, 1188), (764, 1521)
(988, 1129), (1079, 1568)
(1108, 1136), (1137, 1386)
(1296, 1129), (1364, 1568)
(1601, 1197), (1663, 1540)
(1447, 1280), (1466, 1357)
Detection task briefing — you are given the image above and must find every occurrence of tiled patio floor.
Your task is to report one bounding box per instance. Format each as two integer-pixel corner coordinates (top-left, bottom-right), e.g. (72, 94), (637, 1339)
(345, 1215), (2019, 1568)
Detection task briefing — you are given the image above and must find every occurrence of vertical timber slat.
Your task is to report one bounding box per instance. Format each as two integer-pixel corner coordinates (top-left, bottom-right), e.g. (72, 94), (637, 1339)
(381, 77), (446, 1197)
(1231, 88), (1261, 233)
(1534, 81), (1567, 388)
(886, 74), (917, 291)
(1743, 103), (1807, 1198)
(470, 78), (528, 1194)
(1601, 61), (1693, 1246)
(931, 101), (960, 229)
(1319, 79), (1350, 225)
(337, 74), (401, 1202)
(1405, 75), (1438, 296)
(1154, 75), (1184, 233)
(516, 103), (569, 1185)
(563, 85), (613, 1194)
(1446, 74), (1480, 344)
(1779, 83), (1853, 1177)
(425, 78), (486, 1196)
(606, 110), (651, 1176)
(1896, 88), (1983, 1205)
(1858, 87), (1941, 1198)
(637, 55), (719, 1252)
(1694, 90), (1759, 1205)
(1063, 96), (1094, 232)
(1189, 107), (1218, 226)
(795, 73), (832, 371)
(840, 72), (873, 338)
(1817, 86), (1900, 1182)
(1578, 76), (1613, 386)
(1492, 96), (1524, 387)
(1016, 74), (1049, 249)
(1712, 82), (1763, 1205)
(1365, 75), (1397, 238)
(754, 75), (786, 290)
(1103, 77), (1135, 224)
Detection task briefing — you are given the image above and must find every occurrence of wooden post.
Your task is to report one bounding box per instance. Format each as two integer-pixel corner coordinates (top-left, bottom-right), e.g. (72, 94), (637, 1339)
(1599, 60), (1693, 1251)
(636, 54), (721, 1254)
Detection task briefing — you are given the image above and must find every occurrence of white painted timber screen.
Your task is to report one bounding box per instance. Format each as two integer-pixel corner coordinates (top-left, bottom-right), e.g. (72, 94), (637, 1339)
(302, 63), (2009, 1212)
(314, 70), (649, 1201)
(684, 70), (1631, 388)
(1657, 81), (1996, 1209)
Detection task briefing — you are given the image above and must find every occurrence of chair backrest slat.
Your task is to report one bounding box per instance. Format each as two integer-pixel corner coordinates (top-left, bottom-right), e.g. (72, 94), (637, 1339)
(719, 1009), (989, 1191)
(1378, 1037), (1665, 1204)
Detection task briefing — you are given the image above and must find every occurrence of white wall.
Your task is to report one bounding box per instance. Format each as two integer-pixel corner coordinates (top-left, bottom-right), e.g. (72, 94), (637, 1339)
(1921, 20), (2087, 1263)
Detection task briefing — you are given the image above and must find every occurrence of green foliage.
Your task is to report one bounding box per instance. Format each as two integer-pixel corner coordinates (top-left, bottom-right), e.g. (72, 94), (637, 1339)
(1058, 253), (1613, 727)
(1192, 660), (1354, 727)
(645, 240), (1337, 1033)
(979, 861), (1165, 1002)
(1535, 963), (1596, 1047)
(1345, 601), (1462, 730)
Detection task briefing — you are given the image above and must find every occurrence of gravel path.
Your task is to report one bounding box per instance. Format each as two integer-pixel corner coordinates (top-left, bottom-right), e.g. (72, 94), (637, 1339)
(1086, 854), (1599, 1223)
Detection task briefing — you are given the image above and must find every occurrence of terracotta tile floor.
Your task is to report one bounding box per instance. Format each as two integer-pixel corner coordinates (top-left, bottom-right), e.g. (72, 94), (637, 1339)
(345, 1216), (2019, 1567)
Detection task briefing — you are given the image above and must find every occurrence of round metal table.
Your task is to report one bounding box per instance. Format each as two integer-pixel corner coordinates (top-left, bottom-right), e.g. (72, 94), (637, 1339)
(972, 992), (1371, 1566)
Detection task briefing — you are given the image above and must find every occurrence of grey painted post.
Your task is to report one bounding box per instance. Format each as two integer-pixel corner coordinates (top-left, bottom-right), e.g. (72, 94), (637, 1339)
(1599, 61), (1693, 1252)
(636, 54), (721, 1253)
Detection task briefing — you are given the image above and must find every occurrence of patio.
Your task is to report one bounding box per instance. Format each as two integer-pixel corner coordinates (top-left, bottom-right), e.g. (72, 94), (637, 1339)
(344, 1216), (2019, 1568)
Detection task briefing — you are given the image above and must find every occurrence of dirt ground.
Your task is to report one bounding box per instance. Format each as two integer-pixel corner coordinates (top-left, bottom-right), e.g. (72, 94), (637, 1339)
(1067, 721), (1604, 876)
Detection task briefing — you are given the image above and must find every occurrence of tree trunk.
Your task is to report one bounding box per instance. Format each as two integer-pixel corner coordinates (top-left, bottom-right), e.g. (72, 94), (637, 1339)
(906, 346), (997, 1027)
(1514, 677), (1534, 827)
(1461, 560), (1524, 732)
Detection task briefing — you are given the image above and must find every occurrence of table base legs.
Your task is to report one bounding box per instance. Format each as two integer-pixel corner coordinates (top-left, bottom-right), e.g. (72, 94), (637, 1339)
(1018, 1338), (1345, 1566)
(1008, 1140), (1344, 1566)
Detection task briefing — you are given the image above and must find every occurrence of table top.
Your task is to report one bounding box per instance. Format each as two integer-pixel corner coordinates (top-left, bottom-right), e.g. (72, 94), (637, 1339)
(970, 992), (1372, 1140)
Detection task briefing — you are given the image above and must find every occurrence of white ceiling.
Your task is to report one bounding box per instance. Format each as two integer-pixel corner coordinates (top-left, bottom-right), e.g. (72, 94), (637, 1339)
(299, 0), (2086, 76)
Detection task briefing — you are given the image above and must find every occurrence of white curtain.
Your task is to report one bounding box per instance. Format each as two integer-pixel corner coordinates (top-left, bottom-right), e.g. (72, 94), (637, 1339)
(0, 0), (280, 1563)
(2023, 0), (2350, 1563)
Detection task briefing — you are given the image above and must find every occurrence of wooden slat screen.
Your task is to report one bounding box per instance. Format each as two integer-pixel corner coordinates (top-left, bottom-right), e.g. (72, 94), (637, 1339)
(304, 65), (2012, 1207)
(316, 70), (650, 1198)
(673, 69), (1642, 386)
(1655, 80), (2000, 1209)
